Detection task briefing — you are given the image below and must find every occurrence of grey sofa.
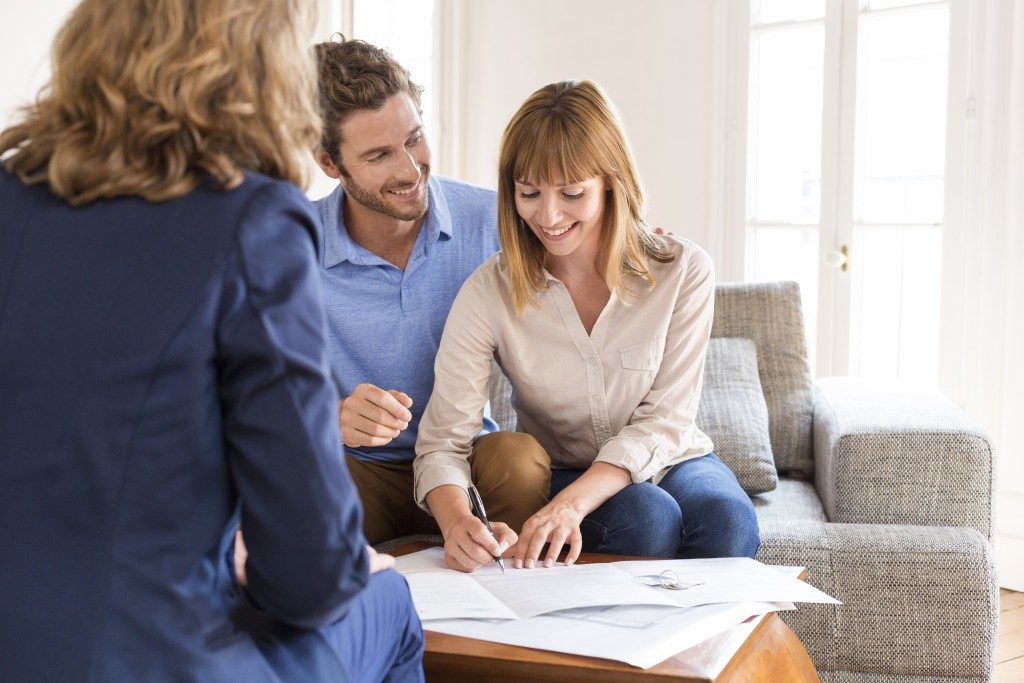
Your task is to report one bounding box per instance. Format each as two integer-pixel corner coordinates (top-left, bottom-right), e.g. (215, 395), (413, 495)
(384, 281), (999, 682)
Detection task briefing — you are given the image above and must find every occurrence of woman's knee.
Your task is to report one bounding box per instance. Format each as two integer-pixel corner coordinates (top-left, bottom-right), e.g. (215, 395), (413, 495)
(595, 484), (682, 557)
(362, 568), (417, 620)
(687, 491), (760, 558)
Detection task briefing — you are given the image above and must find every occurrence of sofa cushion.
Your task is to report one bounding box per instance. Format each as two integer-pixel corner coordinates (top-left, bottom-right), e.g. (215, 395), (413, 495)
(711, 282), (814, 478)
(752, 478), (826, 523)
(696, 337), (777, 494)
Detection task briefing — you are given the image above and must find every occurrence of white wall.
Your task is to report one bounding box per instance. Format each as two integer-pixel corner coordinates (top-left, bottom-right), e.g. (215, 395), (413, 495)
(0, 2), (78, 130)
(940, 0), (1024, 591)
(454, 0), (716, 247)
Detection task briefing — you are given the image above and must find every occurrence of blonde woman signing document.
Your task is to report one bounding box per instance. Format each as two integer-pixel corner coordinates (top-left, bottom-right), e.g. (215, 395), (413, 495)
(414, 81), (760, 573)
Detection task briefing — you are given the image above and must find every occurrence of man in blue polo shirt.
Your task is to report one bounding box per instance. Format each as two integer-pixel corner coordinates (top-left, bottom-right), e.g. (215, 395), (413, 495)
(311, 39), (550, 549)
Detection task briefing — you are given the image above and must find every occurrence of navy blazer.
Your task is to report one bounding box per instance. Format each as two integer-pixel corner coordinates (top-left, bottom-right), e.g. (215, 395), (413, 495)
(0, 169), (369, 681)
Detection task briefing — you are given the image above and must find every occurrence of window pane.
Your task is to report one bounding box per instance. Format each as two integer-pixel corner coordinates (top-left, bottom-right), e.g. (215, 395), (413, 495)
(353, 0), (437, 156)
(853, 5), (949, 224)
(747, 25), (825, 223)
(749, 227), (819, 366)
(867, 0), (941, 10)
(752, 0), (825, 25)
(849, 225), (942, 387)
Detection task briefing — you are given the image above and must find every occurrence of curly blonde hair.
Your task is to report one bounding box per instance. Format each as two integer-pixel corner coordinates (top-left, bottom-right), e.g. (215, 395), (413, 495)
(498, 80), (675, 314)
(0, 0), (321, 205)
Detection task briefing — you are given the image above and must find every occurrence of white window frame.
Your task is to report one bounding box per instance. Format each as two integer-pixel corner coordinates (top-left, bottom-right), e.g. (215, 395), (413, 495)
(713, 0), (962, 380)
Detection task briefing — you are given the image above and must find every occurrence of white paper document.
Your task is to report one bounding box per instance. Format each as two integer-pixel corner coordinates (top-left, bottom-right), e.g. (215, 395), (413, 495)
(403, 573), (518, 621)
(610, 557), (840, 608)
(426, 600), (793, 669)
(393, 548), (838, 668)
(395, 548), (681, 620)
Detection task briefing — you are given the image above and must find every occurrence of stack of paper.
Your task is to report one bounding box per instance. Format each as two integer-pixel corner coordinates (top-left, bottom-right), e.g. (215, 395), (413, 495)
(394, 548), (840, 669)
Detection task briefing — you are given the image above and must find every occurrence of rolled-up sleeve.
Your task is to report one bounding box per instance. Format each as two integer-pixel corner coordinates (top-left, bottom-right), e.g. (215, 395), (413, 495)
(414, 264), (497, 511)
(594, 245), (716, 482)
(217, 182), (369, 629)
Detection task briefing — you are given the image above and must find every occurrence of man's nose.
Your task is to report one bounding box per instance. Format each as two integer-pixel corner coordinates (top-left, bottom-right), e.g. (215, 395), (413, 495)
(394, 150), (421, 184)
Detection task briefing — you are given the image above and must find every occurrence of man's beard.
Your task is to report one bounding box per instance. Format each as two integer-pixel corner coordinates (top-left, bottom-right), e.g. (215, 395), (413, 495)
(341, 165), (430, 221)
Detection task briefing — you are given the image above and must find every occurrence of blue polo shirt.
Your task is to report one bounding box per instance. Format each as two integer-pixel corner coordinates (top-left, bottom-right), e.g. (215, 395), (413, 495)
(316, 175), (500, 463)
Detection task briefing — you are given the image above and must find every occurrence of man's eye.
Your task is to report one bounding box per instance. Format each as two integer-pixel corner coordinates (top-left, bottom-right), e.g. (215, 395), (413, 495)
(518, 191), (540, 200)
(406, 135), (422, 147)
(370, 153), (388, 162)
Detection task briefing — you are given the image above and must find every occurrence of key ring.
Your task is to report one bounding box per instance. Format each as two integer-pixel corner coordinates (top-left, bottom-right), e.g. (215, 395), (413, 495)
(636, 570), (705, 591)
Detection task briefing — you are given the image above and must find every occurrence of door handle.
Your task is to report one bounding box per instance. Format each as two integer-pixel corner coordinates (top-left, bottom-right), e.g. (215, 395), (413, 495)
(824, 245), (849, 272)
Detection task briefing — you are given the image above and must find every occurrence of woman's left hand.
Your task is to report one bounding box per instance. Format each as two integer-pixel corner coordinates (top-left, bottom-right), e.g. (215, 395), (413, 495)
(512, 503), (585, 568)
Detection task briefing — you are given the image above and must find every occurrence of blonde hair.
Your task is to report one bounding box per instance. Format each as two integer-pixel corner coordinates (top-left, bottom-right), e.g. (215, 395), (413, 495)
(497, 80), (674, 314)
(0, 0), (321, 205)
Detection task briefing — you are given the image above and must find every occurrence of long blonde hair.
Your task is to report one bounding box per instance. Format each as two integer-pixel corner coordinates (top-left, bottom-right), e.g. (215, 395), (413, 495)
(0, 0), (321, 205)
(497, 80), (674, 314)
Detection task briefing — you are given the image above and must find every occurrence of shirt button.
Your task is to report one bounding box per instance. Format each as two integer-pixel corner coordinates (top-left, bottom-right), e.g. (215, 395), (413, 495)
(593, 394), (601, 401)
(589, 358), (597, 365)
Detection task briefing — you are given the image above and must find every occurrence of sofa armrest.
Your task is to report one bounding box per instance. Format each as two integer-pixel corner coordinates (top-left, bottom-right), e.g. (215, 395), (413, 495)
(812, 377), (993, 536)
(757, 519), (998, 678)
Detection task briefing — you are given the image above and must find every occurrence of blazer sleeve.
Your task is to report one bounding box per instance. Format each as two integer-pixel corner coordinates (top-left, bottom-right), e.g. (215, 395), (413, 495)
(216, 181), (369, 629)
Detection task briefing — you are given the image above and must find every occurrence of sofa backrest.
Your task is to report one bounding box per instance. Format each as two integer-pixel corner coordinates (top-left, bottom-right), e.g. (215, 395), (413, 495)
(486, 280), (815, 478)
(711, 281), (814, 478)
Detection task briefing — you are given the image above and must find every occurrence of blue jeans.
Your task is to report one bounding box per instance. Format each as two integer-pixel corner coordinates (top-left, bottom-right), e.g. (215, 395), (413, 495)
(550, 453), (760, 559)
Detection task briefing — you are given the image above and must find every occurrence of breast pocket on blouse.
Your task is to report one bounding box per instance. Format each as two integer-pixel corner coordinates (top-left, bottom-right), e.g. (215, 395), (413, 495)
(619, 339), (661, 399)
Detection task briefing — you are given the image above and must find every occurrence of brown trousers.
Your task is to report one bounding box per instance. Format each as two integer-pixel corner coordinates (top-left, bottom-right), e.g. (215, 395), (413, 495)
(346, 432), (551, 545)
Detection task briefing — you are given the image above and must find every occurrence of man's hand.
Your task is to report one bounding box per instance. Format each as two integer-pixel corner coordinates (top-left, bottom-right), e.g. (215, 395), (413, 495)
(367, 546), (395, 574)
(339, 383), (413, 448)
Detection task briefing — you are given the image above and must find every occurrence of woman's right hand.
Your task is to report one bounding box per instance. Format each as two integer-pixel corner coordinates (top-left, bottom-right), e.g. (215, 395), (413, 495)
(442, 515), (517, 573)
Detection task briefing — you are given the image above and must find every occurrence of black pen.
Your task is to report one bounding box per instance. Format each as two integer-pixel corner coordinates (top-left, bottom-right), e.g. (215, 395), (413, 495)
(467, 484), (506, 574)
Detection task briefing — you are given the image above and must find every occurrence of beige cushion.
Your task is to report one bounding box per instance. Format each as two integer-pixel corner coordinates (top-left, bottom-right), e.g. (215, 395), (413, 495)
(696, 337), (777, 494)
(711, 282), (814, 478)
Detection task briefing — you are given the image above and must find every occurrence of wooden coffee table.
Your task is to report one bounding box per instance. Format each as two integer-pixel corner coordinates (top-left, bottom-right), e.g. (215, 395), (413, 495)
(393, 542), (819, 682)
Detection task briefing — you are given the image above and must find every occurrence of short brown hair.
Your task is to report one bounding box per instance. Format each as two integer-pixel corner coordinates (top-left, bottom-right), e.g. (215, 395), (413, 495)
(0, 0), (320, 205)
(315, 37), (423, 166)
(498, 80), (674, 314)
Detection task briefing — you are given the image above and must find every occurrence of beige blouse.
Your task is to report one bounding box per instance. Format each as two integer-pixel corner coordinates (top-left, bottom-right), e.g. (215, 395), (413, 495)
(413, 236), (716, 510)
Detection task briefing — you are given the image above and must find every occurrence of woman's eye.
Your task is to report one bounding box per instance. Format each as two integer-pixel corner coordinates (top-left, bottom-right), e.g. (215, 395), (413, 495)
(518, 191), (540, 200)
(563, 192), (584, 200)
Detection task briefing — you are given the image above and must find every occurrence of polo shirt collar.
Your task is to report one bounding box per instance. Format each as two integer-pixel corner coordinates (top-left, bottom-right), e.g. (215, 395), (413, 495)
(319, 175), (453, 269)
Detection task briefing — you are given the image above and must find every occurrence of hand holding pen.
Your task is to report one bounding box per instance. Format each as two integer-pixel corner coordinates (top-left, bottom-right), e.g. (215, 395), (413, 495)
(467, 485), (506, 573)
(431, 483), (518, 573)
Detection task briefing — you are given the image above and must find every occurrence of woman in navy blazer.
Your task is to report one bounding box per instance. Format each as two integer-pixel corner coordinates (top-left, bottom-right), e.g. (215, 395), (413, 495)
(0, 1), (422, 681)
